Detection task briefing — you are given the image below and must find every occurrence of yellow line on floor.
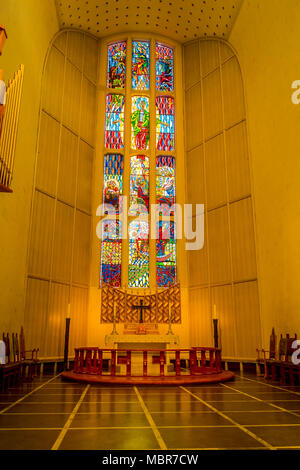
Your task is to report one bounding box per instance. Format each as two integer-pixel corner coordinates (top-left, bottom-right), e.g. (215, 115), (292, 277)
(134, 386), (167, 450)
(0, 375), (62, 415)
(51, 384), (90, 451)
(221, 383), (300, 418)
(235, 375), (300, 396)
(180, 386), (274, 450)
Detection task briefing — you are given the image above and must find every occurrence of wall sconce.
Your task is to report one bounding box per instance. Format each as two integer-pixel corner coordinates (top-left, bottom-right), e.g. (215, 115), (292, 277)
(212, 304), (219, 348)
(0, 25), (7, 55)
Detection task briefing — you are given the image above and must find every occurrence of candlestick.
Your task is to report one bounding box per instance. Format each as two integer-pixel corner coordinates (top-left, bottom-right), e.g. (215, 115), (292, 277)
(167, 301), (174, 335)
(111, 302), (118, 335)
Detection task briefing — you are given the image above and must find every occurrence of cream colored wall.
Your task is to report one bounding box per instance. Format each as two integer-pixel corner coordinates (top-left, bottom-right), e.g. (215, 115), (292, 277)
(25, 30), (99, 358)
(229, 0), (300, 349)
(184, 39), (261, 359)
(0, 0), (59, 334)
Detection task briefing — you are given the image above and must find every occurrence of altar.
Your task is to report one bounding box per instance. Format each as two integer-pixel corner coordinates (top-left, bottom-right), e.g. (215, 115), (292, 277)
(105, 323), (179, 349)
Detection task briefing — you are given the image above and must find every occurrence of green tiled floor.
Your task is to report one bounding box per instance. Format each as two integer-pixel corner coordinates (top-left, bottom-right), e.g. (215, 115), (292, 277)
(0, 373), (300, 450)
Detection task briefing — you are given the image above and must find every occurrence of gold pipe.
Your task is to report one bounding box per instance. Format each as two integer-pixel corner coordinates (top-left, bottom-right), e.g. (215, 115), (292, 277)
(7, 65), (24, 187)
(0, 65), (24, 188)
(2, 76), (16, 186)
(0, 79), (12, 184)
(5, 69), (20, 187)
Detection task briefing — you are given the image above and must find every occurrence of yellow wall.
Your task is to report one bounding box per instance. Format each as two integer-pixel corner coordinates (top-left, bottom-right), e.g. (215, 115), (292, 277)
(184, 39), (261, 359)
(229, 0), (300, 348)
(0, 0), (59, 333)
(25, 30), (99, 358)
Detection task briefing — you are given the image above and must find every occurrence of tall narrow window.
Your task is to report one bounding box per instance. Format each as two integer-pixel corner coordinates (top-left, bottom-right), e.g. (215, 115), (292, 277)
(156, 96), (175, 151)
(103, 153), (124, 214)
(132, 41), (150, 90)
(101, 39), (176, 289)
(156, 221), (176, 287)
(105, 94), (125, 149)
(156, 43), (174, 92)
(129, 220), (149, 288)
(156, 155), (175, 214)
(101, 220), (122, 287)
(107, 41), (127, 89)
(131, 96), (150, 150)
(129, 155), (149, 215)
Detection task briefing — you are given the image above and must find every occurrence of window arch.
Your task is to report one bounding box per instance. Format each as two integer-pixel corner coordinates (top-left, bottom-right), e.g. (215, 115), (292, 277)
(101, 38), (177, 288)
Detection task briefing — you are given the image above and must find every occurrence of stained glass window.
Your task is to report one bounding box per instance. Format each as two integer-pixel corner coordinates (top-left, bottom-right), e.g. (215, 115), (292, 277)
(132, 41), (150, 90)
(107, 41), (126, 89)
(156, 221), (176, 287)
(102, 40), (177, 289)
(129, 221), (149, 288)
(101, 220), (122, 287)
(131, 96), (150, 150)
(156, 96), (175, 151)
(103, 154), (124, 214)
(129, 155), (149, 215)
(156, 155), (175, 215)
(156, 43), (174, 92)
(105, 94), (125, 149)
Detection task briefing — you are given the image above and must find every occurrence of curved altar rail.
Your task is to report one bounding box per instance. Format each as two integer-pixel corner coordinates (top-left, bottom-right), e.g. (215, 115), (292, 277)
(72, 347), (223, 377)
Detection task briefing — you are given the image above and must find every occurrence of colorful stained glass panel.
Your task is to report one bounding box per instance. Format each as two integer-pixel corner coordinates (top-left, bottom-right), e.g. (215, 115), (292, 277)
(156, 43), (174, 92)
(101, 220), (122, 287)
(156, 221), (176, 287)
(105, 94), (125, 149)
(132, 41), (150, 90)
(156, 155), (175, 214)
(129, 221), (149, 288)
(107, 41), (126, 89)
(131, 96), (150, 150)
(156, 96), (175, 151)
(129, 155), (149, 215)
(103, 154), (124, 214)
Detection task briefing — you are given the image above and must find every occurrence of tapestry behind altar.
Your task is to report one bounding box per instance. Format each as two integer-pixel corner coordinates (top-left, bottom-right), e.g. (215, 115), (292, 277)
(101, 283), (181, 324)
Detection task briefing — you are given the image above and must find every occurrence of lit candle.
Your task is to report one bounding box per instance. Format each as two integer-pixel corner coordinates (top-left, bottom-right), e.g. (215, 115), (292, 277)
(213, 304), (217, 320)
(67, 303), (71, 318)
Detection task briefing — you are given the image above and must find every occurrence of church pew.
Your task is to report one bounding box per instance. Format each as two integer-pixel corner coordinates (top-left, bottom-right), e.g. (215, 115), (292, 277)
(0, 333), (21, 391)
(257, 330), (300, 385)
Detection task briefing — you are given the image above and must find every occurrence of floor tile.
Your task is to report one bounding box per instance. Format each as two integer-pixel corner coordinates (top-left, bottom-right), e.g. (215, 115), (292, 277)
(151, 412), (229, 427)
(225, 411), (300, 426)
(247, 426), (300, 447)
(0, 430), (59, 450)
(0, 413), (68, 428)
(211, 401), (275, 412)
(71, 412), (149, 428)
(60, 428), (159, 450)
(159, 426), (264, 449)
(79, 402), (143, 413)
(145, 401), (210, 412)
(266, 401), (300, 410)
(5, 403), (75, 414)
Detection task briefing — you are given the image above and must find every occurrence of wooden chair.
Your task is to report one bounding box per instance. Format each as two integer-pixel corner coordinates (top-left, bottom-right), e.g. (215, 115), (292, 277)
(0, 333), (21, 391)
(256, 327), (277, 377)
(264, 333), (300, 385)
(19, 326), (40, 381)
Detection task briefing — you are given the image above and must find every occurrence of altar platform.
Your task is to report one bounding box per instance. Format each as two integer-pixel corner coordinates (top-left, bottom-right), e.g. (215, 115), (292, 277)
(62, 346), (235, 385)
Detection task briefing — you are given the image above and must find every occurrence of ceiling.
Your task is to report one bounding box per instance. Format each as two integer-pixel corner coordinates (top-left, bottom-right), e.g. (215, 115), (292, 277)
(55, 0), (243, 44)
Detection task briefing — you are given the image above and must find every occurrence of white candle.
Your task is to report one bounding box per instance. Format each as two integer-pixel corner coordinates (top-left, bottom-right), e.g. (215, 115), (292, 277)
(213, 304), (217, 320)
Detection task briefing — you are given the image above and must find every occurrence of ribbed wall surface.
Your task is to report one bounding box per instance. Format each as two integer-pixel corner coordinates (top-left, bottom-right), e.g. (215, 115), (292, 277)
(25, 30), (99, 358)
(184, 39), (261, 359)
